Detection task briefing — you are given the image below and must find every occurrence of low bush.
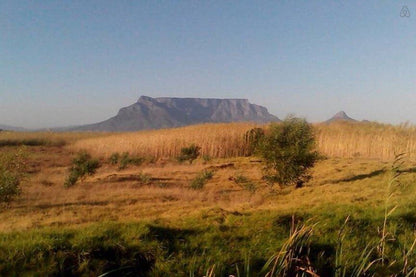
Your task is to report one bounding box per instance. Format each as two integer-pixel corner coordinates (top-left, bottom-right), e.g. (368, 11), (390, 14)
(137, 172), (151, 185)
(109, 152), (120, 165)
(190, 170), (214, 190)
(64, 151), (100, 188)
(0, 172), (20, 202)
(233, 174), (257, 193)
(118, 152), (145, 170)
(202, 154), (212, 164)
(177, 144), (200, 164)
(0, 148), (27, 203)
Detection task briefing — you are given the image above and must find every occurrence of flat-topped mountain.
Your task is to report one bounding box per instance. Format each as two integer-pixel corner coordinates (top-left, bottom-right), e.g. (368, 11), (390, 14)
(72, 96), (280, 132)
(325, 111), (357, 123)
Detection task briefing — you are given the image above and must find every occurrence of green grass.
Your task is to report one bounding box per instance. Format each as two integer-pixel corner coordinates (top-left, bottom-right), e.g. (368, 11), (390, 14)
(1, 204), (415, 276)
(1, 145), (416, 275)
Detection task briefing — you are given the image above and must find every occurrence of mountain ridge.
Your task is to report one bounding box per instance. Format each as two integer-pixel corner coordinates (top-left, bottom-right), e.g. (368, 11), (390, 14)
(0, 124), (25, 131)
(68, 96), (280, 132)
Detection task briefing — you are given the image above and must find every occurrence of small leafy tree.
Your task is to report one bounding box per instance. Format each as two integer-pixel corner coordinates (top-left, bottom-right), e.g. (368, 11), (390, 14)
(177, 144), (201, 164)
(257, 116), (319, 188)
(64, 151), (100, 188)
(0, 148), (27, 203)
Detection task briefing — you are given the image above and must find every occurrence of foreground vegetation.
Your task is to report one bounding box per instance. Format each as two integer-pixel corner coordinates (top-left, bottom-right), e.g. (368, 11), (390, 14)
(0, 122), (416, 275)
(1, 202), (415, 276)
(70, 121), (416, 160)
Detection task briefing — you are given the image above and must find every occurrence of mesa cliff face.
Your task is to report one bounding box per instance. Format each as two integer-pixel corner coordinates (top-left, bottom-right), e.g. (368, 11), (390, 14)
(73, 96), (280, 131)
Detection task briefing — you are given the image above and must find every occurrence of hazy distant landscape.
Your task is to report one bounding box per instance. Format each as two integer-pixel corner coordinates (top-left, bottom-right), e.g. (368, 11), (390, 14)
(2, 1), (416, 276)
(0, 97), (366, 133)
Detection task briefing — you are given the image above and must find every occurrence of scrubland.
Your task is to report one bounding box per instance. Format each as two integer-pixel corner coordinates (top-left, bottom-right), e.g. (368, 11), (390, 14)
(0, 121), (416, 276)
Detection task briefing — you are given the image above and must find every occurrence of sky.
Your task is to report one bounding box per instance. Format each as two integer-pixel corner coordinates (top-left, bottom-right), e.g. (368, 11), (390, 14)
(1, 0), (415, 128)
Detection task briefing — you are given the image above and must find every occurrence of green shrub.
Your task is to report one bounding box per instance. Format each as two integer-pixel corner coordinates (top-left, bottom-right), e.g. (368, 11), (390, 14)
(257, 115), (320, 187)
(190, 170), (214, 190)
(177, 144), (201, 164)
(64, 151), (100, 188)
(109, 152), (120, 165)
(202, 154), (212, 164)
(0, 148), (27, 203)
(129, 156), (145, 166)
(117, 152), (145, 170)
(138, 172), (151, 185)
(118, 152), (130, 169)
(233, 174), (257, 193)
(0, 171), (20, 202)
(64, 171), (79, 188)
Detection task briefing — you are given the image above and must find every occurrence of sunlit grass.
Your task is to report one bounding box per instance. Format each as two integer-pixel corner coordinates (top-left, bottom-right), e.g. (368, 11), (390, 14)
(1, 123), (416, 275)
(69, 121), (416, 161)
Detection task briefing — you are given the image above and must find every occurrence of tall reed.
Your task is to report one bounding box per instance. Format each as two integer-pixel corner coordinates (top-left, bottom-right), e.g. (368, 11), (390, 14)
(71, 123), (258, 159)
(71, 121), (416, 161)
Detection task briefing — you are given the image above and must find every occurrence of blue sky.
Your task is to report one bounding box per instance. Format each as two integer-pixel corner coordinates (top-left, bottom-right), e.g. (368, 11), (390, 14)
(1, 1), (415, 128)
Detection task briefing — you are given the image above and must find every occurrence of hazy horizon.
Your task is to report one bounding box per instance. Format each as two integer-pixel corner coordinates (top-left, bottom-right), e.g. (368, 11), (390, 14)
(2, 1), (415, 128)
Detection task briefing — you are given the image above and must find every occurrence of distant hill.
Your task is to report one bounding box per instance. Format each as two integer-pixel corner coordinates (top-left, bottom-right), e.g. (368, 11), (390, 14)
(325, 111), (357, 123)
(69, 96), (280, 132)
(0, 124), (25, 131)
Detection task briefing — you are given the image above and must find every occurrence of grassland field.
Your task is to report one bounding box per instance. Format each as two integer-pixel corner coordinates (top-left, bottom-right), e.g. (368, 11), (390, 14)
(0, 121), (416, 276)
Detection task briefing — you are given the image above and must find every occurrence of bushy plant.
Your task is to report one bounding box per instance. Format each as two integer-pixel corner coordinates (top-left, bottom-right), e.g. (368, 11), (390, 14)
(109, 152), (120, 165)
(257, 116), (320, 187)
(137, 172), (151, 185)
(0, 171), (20, 202)
(0, 148), (27, 203)
(233, 174), (257, 193)
(190, 170), (213, 189)
(64, 151), (100, 188)
(177, 144), (201, 164)
(118, 152), (130, 170)
(118, 152), (145, 170)
(202, 154), (212, 164)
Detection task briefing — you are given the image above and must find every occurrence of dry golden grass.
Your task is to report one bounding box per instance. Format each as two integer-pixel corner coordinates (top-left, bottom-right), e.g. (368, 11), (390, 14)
(0, 130), (108, 146)
(70, 121), (416, 161)
(315, 121), (416, 160)
(0, 155), (267, 231)
(3, 123), (416, 277)
(3, 121), (416, 232)
(3, 141), (415, 232)
(71, 122), (260, 159)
